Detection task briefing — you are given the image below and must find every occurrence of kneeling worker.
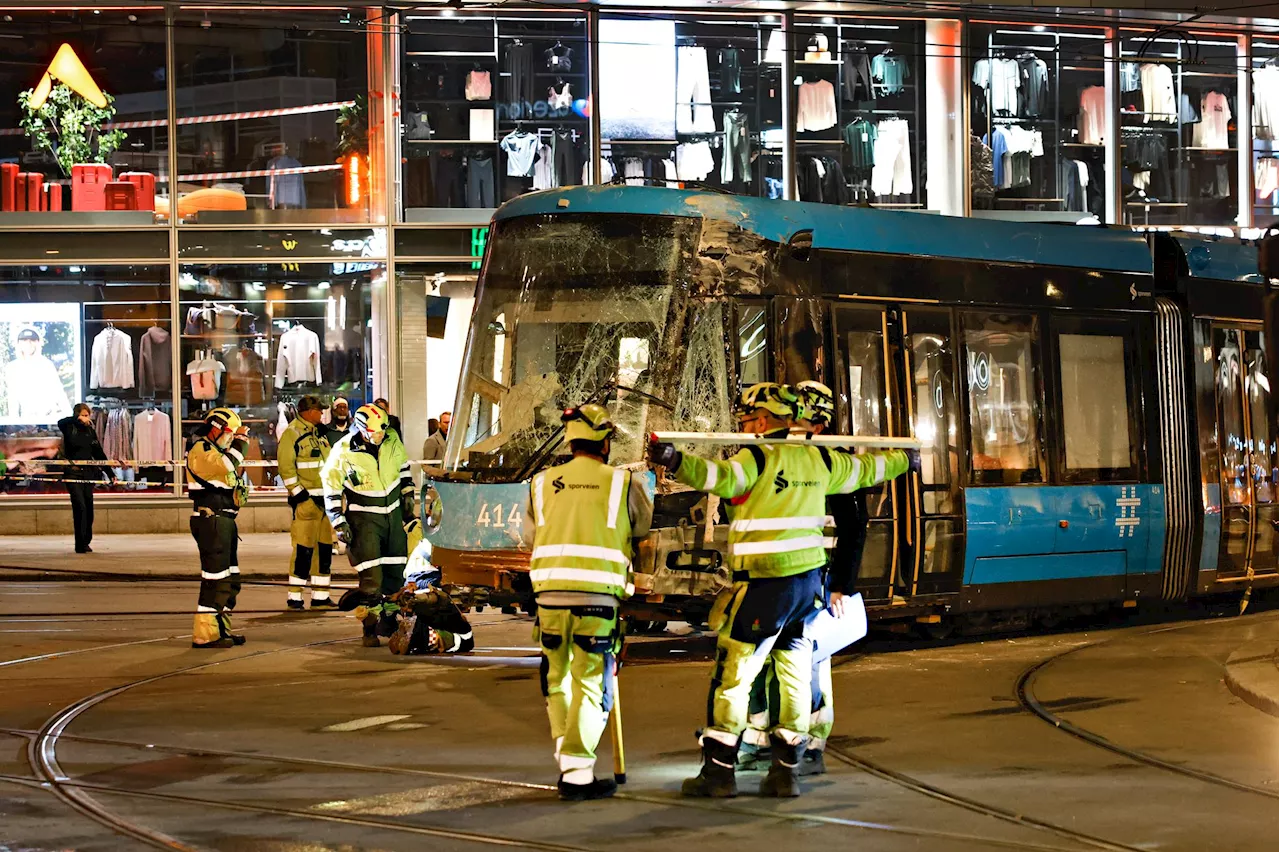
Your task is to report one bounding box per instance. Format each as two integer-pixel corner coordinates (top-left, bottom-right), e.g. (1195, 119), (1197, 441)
(648, 382), (914, 798)
(321, 404), (414, 646)
(187, 408), (251, 649)
(526, 403), (652, 801)
(278, 395), (337, 611)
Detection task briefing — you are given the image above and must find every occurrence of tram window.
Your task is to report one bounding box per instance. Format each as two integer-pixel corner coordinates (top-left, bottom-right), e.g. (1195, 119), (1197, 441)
(1057, 332), (1138, 480)
(962, 313), (1045, 485)
(736, 304), (770, 388)
(835, 308), (887, 438)
(907, 312), (959, 514)
(776, 297), (827, 385)
(1216, 328), (1250, 508)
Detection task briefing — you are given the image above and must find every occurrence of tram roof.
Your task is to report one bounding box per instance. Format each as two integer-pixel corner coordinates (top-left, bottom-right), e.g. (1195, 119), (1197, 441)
(1168, 233), (1270, 283)
(495, 186), (1154, 275)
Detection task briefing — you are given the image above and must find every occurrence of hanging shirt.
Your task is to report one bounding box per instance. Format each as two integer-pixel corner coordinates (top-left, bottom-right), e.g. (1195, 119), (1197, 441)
(500, 131), (540, 176)
(871, 53), (910, 96)
(675, 142), (715, 181)
(137, 326), (171, 397)
(133, 409), (171, 464)
(548, 83), (572, 110)
(1192, 91), (1232, 149)
(1254, 66), (1280, 142)
(796, 79), (837, 132)
(973, 58), (1020, 115)
(1119, 62), (1141, 93)
(267, 155), (307, 209)
(465, 70), (491, 101)
(531, 144), (555, 190)
(1140, 63), (1177, 123)
(1078, 86), (1107, 146)
(843, 118), (877, 168)
(274, 324), (322, 388)
(90, 327), (135, 390)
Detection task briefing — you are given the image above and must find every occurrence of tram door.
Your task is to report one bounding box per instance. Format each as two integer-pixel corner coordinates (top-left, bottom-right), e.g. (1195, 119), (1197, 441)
(830, 304), (965, 603)
(1213, 325), (1277, 579)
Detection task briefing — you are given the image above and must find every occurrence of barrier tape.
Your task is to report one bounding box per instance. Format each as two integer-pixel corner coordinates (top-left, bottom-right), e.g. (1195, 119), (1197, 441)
(163, 163), (345, 183)
(0, 100), (356, 137)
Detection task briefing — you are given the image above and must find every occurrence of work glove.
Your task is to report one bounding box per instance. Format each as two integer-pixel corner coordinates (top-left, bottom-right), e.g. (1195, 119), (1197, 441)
(647, 437), (682, 470)
(402, 496), (416, 524)
(333, 520), (352, 545)
(287, 489), (309, 509)
(906, 448), (922, 475)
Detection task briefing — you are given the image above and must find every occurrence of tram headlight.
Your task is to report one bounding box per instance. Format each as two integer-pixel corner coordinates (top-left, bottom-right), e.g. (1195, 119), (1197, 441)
(423, 486), (443, 534)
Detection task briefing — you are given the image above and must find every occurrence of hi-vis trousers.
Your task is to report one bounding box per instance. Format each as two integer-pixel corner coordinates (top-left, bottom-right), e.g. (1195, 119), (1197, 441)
(701, 568), (823, 750)
(288, 499), (334, 603)
(536, 604), (618, 785)
(191, 510), (241, 644)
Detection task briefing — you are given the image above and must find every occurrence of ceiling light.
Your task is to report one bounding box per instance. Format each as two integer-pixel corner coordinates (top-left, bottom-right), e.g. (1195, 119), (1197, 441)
(822, 16), (835, 24)
(1033, 25), (1047, 32)
(317, 281), (331, 290)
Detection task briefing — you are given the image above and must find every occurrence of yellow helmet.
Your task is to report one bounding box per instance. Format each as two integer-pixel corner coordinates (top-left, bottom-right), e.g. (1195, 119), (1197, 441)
(736, 382), (799, 420)
(354, 404), (389, 443)
(795, 380), (834, 426)
(204, 407), (243, 434)
(562, 403), (615, 442)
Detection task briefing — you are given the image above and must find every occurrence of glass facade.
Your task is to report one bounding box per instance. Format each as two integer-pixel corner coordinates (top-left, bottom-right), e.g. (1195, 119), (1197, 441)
(0, 4), (1273, 505)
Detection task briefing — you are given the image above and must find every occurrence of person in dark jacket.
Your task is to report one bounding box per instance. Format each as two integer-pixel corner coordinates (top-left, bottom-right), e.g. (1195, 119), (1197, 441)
(57, 404), (115, 554)
(325, 398), (352, 445)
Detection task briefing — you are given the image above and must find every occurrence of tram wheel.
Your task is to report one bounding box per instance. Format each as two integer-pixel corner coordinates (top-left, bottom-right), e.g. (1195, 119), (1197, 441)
(918, 620), (954, 641)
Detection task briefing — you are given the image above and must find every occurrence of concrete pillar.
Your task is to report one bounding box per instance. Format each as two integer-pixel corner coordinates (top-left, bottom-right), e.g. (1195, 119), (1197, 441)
(1238, 36), (1254, 228)
(1104, 29), (1121, 225)
(926, 19), (965, 217)
(782, 12), (797, 200)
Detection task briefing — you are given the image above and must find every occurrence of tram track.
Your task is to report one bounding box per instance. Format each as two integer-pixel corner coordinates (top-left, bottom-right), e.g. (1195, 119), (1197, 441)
(1013, 616), (1278, 800)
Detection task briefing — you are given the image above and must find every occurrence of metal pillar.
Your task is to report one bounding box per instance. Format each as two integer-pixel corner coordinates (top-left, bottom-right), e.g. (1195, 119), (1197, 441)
(165, 5), (182, 497)
(1239, 35), (1254, 228)
(781, 12), (797, 200)
(589, 10), (602, 185)
(1104, 28), (1121, 225)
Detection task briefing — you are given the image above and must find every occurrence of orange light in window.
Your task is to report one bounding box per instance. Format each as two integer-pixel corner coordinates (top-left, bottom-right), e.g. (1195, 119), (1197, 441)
(345, 153), (363, 206)
(31, 43), (108, 109)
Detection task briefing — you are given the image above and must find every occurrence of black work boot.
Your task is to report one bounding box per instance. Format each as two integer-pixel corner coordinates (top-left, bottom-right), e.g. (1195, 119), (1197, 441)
(681, 737), (739, 798)
(286, 599), (305, 612)
(192, 637), (235, 649)
(557, 775), (618, 801)
(759, 734), (805, 798)
(310, 598), (338, 610)
(799, 747), (827, 777)
(218, 613), (246, 646)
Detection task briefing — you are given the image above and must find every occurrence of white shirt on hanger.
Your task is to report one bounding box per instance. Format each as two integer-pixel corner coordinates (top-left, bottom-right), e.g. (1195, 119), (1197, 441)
(501, 131), (540, 176)
(274, 324), (322, 388)
(1192, 91), (1232, 149)
(133, 409), (171, 464)
(90, 327), (135, 390)
(796, 79), (838, 132)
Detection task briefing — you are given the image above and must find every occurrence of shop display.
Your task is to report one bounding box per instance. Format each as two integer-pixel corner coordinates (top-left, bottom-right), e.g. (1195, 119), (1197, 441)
(797, 78), (838, 132)
(1192, 91), (1232, 149)
(275, 323), (323, 388)
(1254, 61), (1279, 141)
(137, 326), (171, 398)
(89, 324), (134, 390)
(133, 407), (172, 464)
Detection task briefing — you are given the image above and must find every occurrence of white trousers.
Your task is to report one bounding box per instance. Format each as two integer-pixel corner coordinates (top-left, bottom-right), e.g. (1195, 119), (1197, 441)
(870, 119), (913, 197)
(677, 46), (715, 134)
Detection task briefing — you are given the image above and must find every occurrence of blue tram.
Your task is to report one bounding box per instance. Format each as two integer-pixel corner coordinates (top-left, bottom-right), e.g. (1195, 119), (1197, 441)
(421, 186), (1277, 630)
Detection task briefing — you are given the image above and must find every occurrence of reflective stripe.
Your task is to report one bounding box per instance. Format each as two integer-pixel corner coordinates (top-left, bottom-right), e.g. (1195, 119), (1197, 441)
(703, 462), (719, 491)
(730, 535), (826, 555)
(448, 631), (470, 652)
(840, 455), (865, 493)
(700, 728), (739, 748)
(874, 455), (885, 482)
(230, 566), (240, 574)
(729, 516), (827, 532)
(347, 502), (401, 514)
(288, 576), (307, 586)
(282, 476), (299, 486)
(529, 567), (631, 591)
(532, 544), (629, 564)
(352, 557), (382, 572)
(311, 591), (331, 601)
(823, 537), (837, 549)
(312, 574), (331, 586)
(188, 480), (231, 490)
(533, 474), (546, 526)
(225, 448), (243, 466)
(347, 483), (401, 498)
(197, 604), (218, 613)
(606, 468), (625, 530)
(729, 460), (746, 492)
(288, 590), (303, 602)
(296, 461), (322, 469)
(202, 569), (231, 580)
(559, 752), (595, 785)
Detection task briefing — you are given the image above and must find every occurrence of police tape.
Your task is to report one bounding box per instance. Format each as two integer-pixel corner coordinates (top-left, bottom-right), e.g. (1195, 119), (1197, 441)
(20, 459), (444, 468)
(651, 431), (924, 450)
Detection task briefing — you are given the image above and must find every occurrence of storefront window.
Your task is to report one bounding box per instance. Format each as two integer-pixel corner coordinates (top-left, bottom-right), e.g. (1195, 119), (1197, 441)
(1251, 37), (1278, 226)
(171, 10), (375, 225)
(401, 12), (589, 222)
(177, 262), (376, 493)
(1119, 30), (1240, 227)
(0, 10), (168, 224)
(599, 14), (779, 198)
(0, 264), (174, 495)
(968, 22), (1108, 221)
(792, 17), (926, 208)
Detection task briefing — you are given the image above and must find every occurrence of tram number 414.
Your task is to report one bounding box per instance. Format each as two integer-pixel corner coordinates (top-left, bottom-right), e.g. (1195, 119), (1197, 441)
(475, 503), (524, 529)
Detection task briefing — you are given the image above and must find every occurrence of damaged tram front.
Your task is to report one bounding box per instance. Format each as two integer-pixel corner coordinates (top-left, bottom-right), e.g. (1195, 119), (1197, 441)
(422, 188), (782, 621)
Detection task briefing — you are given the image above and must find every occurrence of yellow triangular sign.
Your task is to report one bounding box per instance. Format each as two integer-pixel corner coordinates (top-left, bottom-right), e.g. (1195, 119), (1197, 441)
(30, 43), (107, 110)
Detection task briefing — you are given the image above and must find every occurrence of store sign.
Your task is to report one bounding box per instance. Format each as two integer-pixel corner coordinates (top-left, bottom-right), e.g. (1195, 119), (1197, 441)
(179, 228), (388, 261)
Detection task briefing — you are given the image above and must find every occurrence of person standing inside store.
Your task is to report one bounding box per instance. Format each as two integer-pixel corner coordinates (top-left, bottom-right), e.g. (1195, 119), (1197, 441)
(278, 395), (337, 611)
(421, 410), (451, 464)
(325, 398), (352, 444)
(57, 403), (115, 554)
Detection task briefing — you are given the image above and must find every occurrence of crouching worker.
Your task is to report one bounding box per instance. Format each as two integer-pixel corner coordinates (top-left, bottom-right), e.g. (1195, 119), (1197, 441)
(526, 403), (652, 801)
(187, 408), (251, 649)
(386, 581), (475, 655)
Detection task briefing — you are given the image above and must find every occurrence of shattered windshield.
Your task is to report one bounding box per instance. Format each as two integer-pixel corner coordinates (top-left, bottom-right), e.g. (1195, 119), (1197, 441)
(445, 213), (700, 478)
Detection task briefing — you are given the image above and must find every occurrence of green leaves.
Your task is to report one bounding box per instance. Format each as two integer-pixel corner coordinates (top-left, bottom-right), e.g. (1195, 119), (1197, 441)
(17, 83), (127, 177)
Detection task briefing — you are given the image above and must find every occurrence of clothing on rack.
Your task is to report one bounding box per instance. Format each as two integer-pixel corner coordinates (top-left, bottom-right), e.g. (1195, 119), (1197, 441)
(1187, 157), (1231, 200)
(987, 125), (1042, 189)
(677, 46), (715, 134)
(274, 324), (322, 388)
(1078, 86), (1106, 147)
(871, 53), (909, 97)
(871, 118), (912, 196)
(1139, 63), (1177, 123)
(552, 130), (580, 187)
(1179, 93), (1201, 125)
(133, 409), (171, 464)
(466, 154), (496, 207)
(1120, 62), (1141, 93)
(1123, 128), (1172, 199)
(676, 141), (715, 181)
(465, 70), (492, 101)
(973, 58), (1020, 116)
(93, 406), (132, 465)
(1257, 157), (1279, 198)
(721, 109), (751, 183)
(797, 79), (837, 132)
(137, 326), (171, 398)
(504, 42), (535, 110)
(545, 45), (574, 72)
(90, 327), (135, 390)
(842, 43), (874, 102)
(532, 143), (555, 191)
(1192, 91), (1232, 150)
(267, 155), (306, 209)
(1254, 65), (1280, 141)
(1061, 159), (1091, 212)
(186, 352), (225, 400)
(797, 156), (850, 205)
(1016, 55), (1049, 118)
(224, 348), (268, 406)
(720, 48), (742, 95)
(970, 135), (995, 209)
(548, 83), (572, 110)
(843, 118), (877, 170)
(501, 131), (540, 176)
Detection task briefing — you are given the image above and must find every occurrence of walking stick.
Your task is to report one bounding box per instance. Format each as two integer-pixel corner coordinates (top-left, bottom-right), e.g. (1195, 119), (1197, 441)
(610, 659), (626, 784)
